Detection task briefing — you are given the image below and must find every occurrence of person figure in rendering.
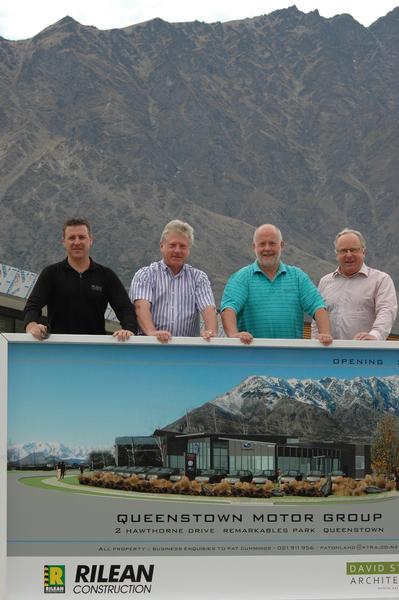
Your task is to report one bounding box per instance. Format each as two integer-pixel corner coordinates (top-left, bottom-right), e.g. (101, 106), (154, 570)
(24, 218), (137, 340)
(129, 219), (217, 343)
(220, 224), (332, 345)
(276, 468), (282, 488)
(311, 228), (397, 340)
(60, 461), (66, 480)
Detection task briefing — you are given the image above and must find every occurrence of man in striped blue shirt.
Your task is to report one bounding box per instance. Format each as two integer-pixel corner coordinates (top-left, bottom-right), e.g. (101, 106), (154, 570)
(129, 220), (217, 343)
(221, 224), (332, 345)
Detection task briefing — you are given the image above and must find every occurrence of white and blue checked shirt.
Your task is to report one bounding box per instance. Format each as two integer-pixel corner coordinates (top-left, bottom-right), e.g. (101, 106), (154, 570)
(129, 260), (215, 336)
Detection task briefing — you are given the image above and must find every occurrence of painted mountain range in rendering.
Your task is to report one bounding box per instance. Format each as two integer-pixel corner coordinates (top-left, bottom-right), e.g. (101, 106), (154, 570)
(7, 441), (107, 464)
(164, 375), (399, 442)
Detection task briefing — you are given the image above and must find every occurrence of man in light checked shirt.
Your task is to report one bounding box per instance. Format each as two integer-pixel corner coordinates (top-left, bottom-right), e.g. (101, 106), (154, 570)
(129, 220), (218, 343)
(311, 228), (397, 340)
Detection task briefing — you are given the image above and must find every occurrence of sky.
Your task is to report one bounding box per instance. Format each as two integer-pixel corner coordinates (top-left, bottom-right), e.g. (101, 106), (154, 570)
(0, 1), (398, 40)
(6, 341), (398, 446)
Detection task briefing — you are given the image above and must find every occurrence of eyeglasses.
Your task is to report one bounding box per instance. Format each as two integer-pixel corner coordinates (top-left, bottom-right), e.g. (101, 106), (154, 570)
(336, 247), (363, 255)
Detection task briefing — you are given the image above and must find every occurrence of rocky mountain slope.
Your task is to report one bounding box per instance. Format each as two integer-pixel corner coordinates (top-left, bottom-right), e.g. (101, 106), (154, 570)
(164, 374), (399, 442)
(1, 7), (399, 299)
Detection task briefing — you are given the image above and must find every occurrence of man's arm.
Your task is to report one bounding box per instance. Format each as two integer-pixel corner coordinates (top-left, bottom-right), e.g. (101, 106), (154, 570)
(310, 278), (326, 339)
(200, 305), (218, 340)
(299, 271), (332, 345)
(24, 269), (51, 340)
(194, 271), (217, 340)
(220, 269), (252, 344)
(130, 266), (171, 343)
(354, 274), (398, 340)
(313, 308), (333, 346)
(106, 269), (137, 340)
(134, 299), (171, 343)
(221, 308), (253, 345)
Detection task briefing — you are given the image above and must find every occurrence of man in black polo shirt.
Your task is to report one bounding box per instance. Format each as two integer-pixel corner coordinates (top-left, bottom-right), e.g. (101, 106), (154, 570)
(24, 218), (137, 340)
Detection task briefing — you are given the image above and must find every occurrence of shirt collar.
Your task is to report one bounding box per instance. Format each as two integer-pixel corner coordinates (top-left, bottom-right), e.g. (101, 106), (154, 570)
(63, 257), (95, 271)
(160, 259), (187, 277)
(333, 263), (369, 278)
(253, 260), (287, 277)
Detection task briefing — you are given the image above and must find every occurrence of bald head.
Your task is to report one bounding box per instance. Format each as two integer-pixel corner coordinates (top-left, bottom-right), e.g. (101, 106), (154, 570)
(253, 224), (283, 243)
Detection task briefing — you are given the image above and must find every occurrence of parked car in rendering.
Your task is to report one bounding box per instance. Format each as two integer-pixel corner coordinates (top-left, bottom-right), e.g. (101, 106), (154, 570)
(305, 470), (324, 484)
(280, 470), (302, 483)
(328, 469), (345, 481)
(101, 465), (116, 473)
(169, 468), (185, 482)
(224, 470), (253, 484)
(113, 465), (149, 477)
(129, 466), (150, 478)
(145, 467), (165, 480)
(111, 467), (130, 477)
(195, 469), (228, 484)
(113, 466), (146, 477)
(252, 470), (277, 484)
(145, 467), (181, 481)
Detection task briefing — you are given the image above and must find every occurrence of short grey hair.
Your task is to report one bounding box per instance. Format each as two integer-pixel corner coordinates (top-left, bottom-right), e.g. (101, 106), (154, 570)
(335, 228), (366, 250)
(253, 224), (283, 243)
(160, 219), (194, 246)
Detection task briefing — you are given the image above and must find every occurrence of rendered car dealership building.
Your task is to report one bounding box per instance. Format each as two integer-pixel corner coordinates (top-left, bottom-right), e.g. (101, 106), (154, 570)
(115, 432), (371, 479)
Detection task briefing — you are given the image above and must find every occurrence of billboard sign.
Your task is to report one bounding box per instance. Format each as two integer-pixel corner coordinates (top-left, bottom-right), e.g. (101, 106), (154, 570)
(1, 334), (399, 598)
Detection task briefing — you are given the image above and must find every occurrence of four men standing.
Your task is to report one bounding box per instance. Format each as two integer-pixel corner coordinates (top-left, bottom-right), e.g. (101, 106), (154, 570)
(24, 219), (397, 343)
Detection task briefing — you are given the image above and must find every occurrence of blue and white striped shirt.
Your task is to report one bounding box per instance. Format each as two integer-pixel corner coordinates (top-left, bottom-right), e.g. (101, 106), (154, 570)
(129, 260), (215, 336)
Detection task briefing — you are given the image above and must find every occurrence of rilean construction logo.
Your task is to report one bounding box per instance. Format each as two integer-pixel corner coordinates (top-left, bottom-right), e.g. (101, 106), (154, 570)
(44, 565), (66, 594)
(72, 564), (154, 594)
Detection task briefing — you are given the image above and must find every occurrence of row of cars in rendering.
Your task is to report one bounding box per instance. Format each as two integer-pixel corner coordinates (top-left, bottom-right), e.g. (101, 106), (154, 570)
(102, 465), (184, 482)
(192, 469), (344, 484)
(102, 465), (345, 484)
(278, 469), (345, 483)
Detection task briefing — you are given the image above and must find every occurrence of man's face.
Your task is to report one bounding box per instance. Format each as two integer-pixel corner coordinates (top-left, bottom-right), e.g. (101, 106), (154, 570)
(253, 225), (284, 273)
(160, 232), (190, 274)
(63, 225), (93, 261)
(335, 232), (365, 276)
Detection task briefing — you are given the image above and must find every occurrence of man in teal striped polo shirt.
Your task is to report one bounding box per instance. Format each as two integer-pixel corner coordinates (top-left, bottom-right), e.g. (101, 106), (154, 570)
(221, 224), (332, 345)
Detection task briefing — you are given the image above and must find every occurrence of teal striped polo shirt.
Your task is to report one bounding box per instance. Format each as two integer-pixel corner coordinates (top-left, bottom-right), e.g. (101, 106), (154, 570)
(220, 261), (325, 339)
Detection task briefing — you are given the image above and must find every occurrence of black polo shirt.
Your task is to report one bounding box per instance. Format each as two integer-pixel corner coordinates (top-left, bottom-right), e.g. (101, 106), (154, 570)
(24, 258), (137, 334)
